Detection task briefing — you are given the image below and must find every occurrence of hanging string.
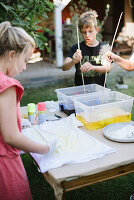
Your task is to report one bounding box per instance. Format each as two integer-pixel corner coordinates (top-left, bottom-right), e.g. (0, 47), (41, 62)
(76, 20), (86, 94)
(110, 12), (123, 51)
(102, 12), (123, 104)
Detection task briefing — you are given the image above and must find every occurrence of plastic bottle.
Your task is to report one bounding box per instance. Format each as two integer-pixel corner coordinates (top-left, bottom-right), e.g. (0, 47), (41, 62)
(37, 102), (46, 124)
(27, 103), (36, 126)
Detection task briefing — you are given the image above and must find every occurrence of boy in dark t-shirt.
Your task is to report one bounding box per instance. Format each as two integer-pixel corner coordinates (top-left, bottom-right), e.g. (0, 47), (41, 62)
(62, 10), (111, 86)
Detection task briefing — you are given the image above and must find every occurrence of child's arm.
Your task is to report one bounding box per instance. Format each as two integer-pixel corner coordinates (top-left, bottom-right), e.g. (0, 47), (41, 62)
(80, 60), (111, 73)
(0, 87), (50, 154)
(105, 51), (134, 71)
(62, 50), (82, 71)
(62, 57), (75, 71)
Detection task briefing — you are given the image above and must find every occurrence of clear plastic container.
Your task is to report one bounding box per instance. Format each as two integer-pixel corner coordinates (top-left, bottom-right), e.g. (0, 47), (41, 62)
(55, 84), (111, 115)
(73, 91), (134, 130)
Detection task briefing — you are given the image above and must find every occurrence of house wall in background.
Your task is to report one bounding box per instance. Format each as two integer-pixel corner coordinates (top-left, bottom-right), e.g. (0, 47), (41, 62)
(125, 0), (133, 23)
(103, 0), (124, 42)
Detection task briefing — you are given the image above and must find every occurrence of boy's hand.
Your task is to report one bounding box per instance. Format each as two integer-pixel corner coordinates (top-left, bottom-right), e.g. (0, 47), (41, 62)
(80, 62), (94, 73)
(72, 49), (82, 64)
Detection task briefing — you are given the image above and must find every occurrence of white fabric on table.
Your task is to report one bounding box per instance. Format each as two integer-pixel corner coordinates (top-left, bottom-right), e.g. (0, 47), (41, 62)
(111, 125), (134, 139)
(22, 114), (116, 173)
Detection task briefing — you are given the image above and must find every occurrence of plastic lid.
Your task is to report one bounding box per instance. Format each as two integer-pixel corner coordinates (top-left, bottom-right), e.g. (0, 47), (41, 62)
(37, 102), (46, 111)
(27, 103), (36, 112)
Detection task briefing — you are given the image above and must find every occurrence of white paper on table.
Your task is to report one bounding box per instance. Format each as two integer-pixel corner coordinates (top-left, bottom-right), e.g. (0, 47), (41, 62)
(22, 114), (116, 173)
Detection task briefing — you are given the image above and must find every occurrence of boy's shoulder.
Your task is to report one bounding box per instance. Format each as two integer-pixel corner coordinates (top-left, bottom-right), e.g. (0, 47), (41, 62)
(100, 41), (110, 47)
(71, 43), (78, 49)
(71, 41), (85, 49)
(99, 42), (111, 50)
(99, 42), (111, 55)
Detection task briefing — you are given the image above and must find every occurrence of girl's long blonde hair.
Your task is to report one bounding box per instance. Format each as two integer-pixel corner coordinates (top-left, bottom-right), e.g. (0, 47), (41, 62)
(0, 21), (35, 57)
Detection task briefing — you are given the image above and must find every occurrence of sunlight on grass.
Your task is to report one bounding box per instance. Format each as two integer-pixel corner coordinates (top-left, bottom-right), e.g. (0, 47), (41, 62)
(21, 78), (74, 106)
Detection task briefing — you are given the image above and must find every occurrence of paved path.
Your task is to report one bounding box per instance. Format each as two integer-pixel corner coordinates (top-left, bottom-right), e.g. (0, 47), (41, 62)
(15, 57), (134, 89)
(15, 61), (75, 88)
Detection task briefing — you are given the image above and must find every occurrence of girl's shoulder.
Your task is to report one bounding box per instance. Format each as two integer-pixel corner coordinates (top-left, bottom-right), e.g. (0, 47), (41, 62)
(0, 72), (24, 102)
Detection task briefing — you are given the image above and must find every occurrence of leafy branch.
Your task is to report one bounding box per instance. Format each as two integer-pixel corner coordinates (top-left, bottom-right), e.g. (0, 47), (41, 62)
(0, 0), (55, 50)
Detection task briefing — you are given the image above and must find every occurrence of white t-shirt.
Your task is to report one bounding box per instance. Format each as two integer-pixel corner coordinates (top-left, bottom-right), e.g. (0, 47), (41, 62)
(130, 53), (134, 63)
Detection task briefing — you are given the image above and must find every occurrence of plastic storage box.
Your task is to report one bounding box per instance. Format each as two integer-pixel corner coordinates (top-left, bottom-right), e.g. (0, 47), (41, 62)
(55, 84), (111, 115)
(73, 91), (134, 130)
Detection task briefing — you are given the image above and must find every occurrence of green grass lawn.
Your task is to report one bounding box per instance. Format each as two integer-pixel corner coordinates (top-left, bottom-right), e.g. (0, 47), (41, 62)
(21, 77), (134, 200)
(20, 78), (74, 106)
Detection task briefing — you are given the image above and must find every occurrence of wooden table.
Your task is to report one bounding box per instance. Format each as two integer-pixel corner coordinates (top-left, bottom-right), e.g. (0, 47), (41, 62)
(21, 107), (134, 200)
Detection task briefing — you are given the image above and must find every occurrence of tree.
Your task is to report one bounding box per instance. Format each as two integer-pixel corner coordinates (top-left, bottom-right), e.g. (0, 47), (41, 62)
(0, 0), (54, 50)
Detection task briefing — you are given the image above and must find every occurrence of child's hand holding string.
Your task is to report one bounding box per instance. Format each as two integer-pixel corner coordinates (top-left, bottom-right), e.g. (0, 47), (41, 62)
(105, 51), (118, 63)
(80, 62), (94, 73)
(72, 49), (82, 64)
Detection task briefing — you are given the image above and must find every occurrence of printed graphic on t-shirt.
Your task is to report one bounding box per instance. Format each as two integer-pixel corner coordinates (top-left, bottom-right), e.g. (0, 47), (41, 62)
(90, 55), (102, 64)
(78, 55), (103, 77)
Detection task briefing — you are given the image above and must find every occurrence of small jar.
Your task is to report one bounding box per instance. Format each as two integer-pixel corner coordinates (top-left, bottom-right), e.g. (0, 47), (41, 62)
(37, 102), (46, 124)
(27, 103), (36, 126)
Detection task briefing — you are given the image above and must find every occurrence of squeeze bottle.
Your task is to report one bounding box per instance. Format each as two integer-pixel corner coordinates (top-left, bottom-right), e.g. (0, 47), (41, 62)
(27, 103), (36, 125)
(37, 102), (46, 124)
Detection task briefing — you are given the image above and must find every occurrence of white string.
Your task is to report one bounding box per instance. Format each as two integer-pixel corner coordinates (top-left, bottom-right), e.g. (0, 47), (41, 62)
(102, 12), (123, 104)
(76, 20), (86, 94)
(110, 12), (123, 51)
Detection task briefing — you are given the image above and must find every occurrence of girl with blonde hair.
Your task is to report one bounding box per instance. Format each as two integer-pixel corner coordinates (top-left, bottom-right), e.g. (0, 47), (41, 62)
(0, 21), (55, 200)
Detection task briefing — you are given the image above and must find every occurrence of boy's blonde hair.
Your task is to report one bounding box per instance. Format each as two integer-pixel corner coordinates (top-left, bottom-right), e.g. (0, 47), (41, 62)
(0, 21), (35, 57)
(78, 10), (98, 31)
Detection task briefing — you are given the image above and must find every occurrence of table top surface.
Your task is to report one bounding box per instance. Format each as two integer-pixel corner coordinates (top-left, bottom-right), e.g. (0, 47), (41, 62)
(47, 127), (134, 182)
(21, 106), (134, 183)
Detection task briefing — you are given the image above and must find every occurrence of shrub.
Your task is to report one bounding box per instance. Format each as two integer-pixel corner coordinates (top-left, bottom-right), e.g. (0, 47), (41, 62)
(0, 0), (54, 50)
